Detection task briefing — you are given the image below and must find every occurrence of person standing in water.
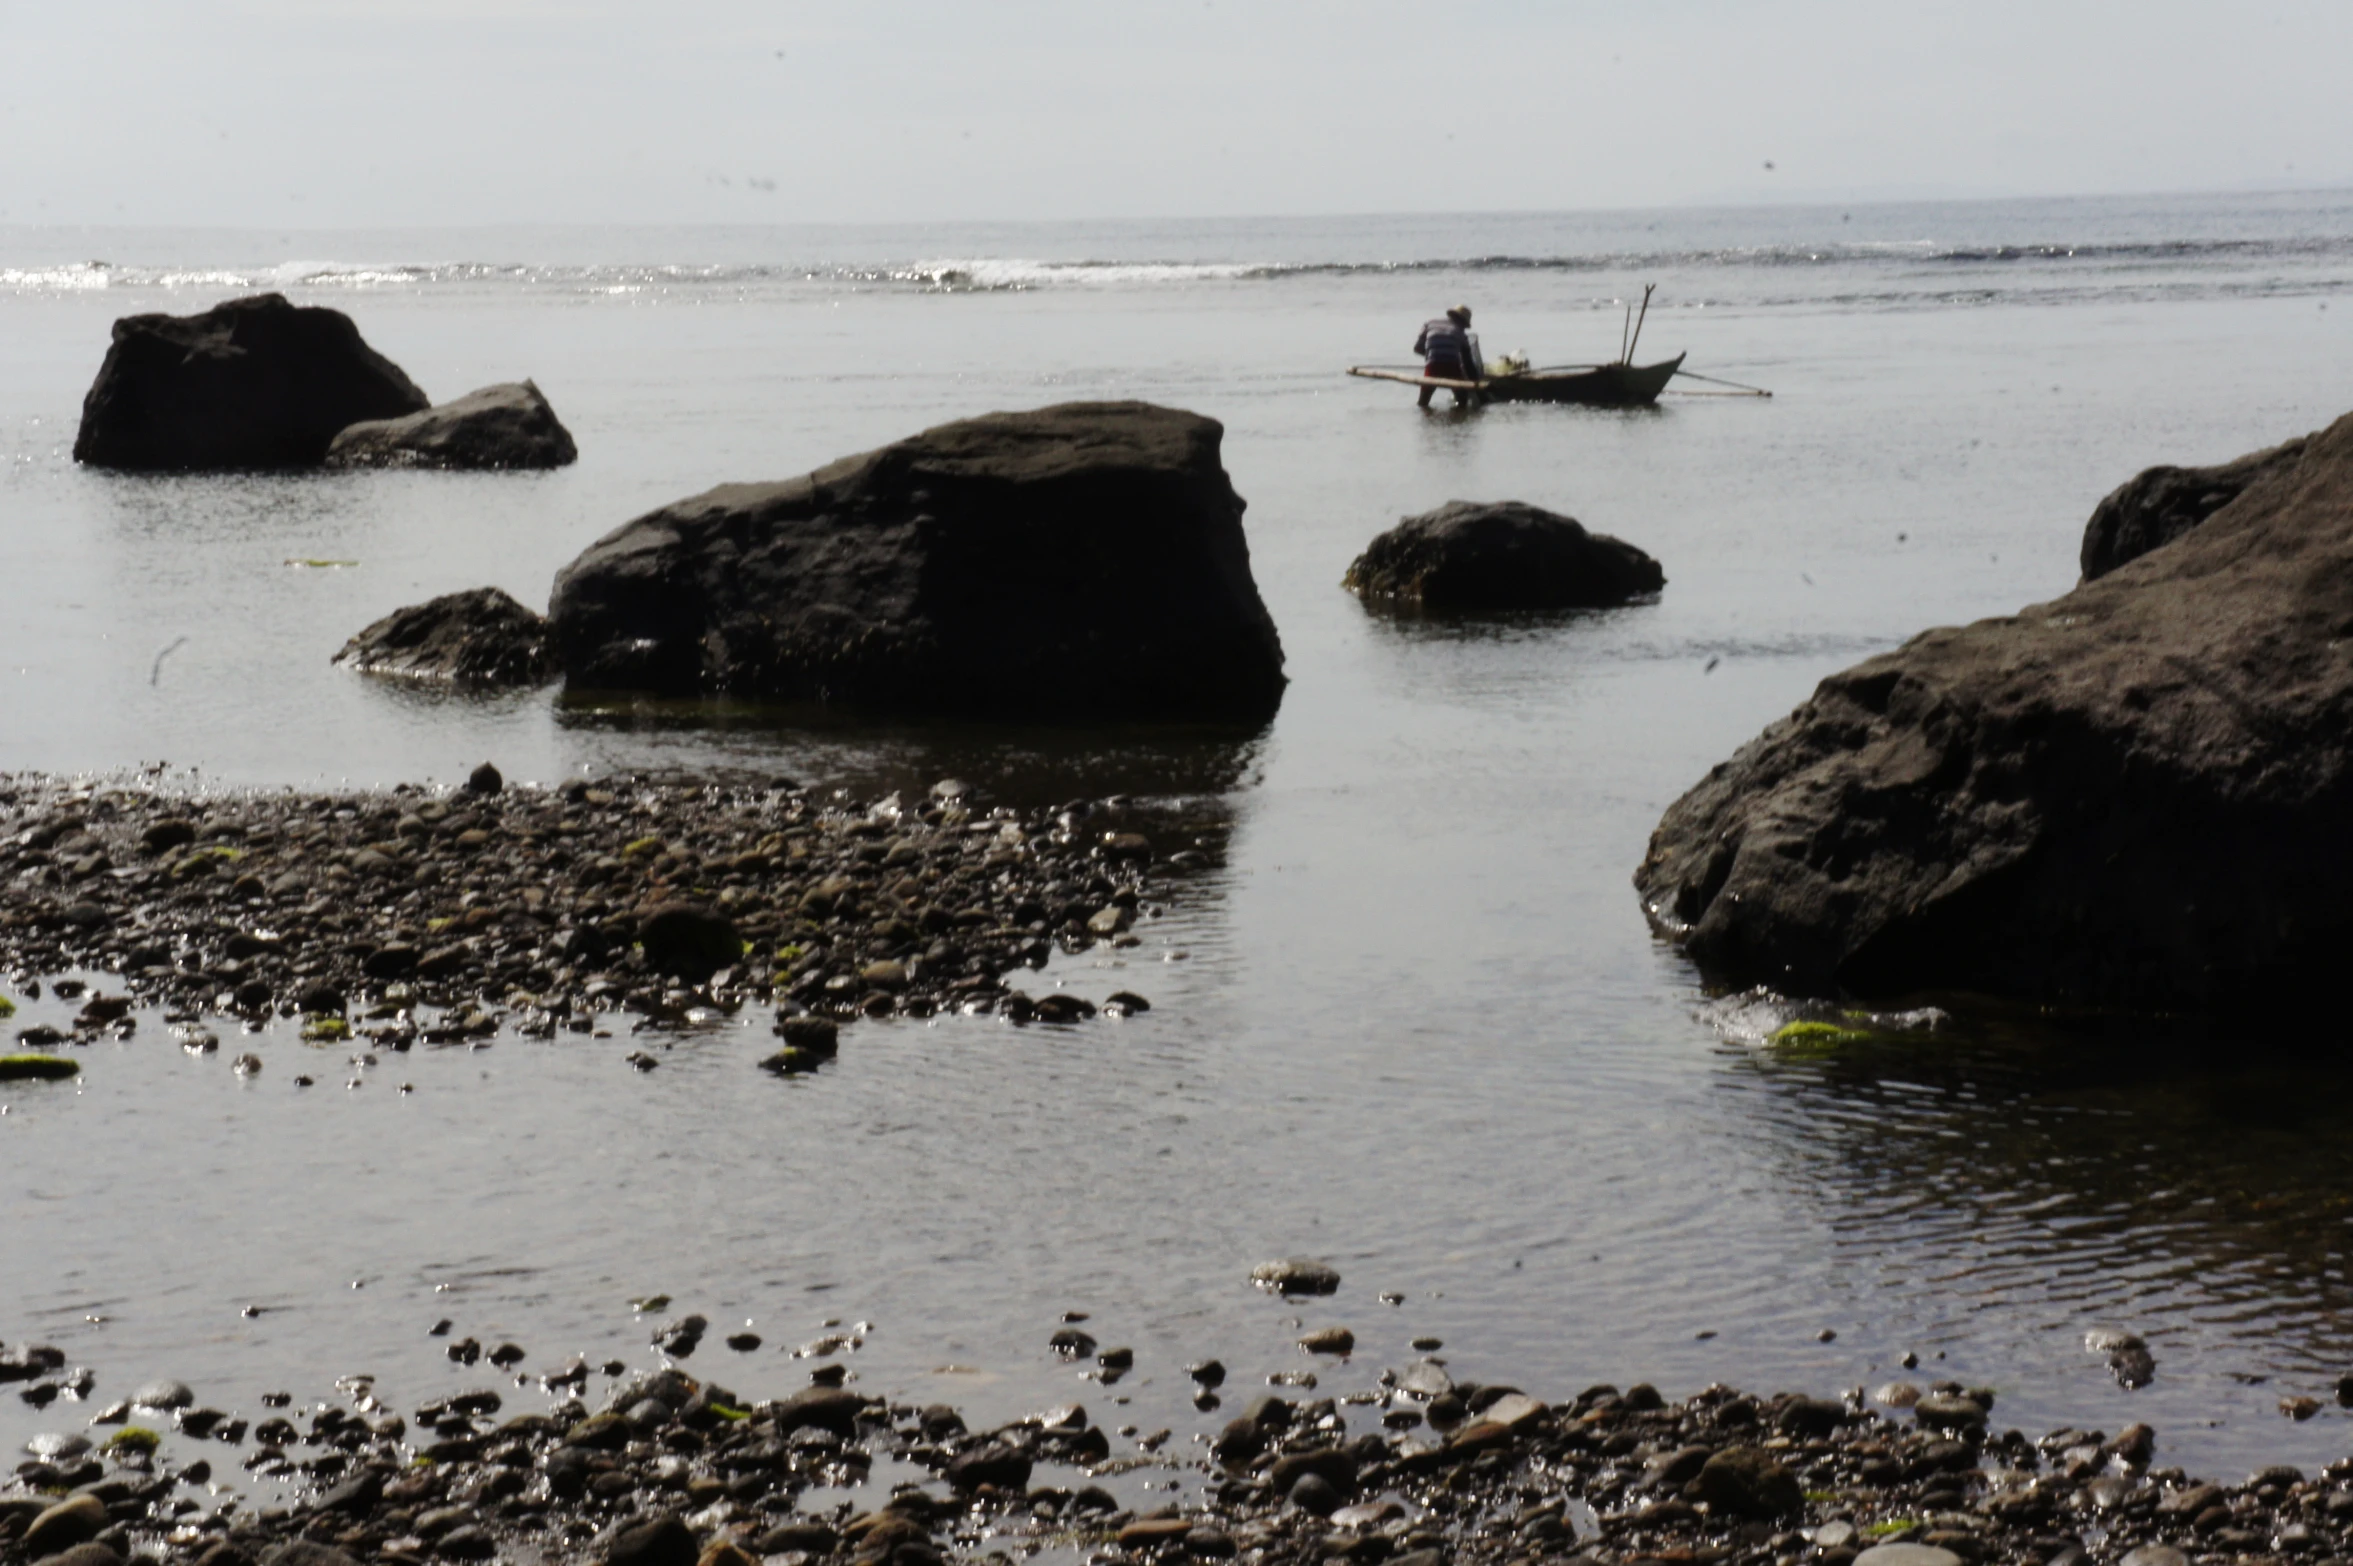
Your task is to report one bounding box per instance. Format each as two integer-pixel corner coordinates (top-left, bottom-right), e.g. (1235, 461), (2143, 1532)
(1413, 306), (1484, 407)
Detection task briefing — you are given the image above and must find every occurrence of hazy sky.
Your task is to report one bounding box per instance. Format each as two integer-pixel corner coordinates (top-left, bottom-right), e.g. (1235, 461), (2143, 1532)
(5, 0), (2350, 227)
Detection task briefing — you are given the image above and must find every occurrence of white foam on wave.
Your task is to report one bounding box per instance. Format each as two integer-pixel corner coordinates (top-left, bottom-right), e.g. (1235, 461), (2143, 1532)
(903, 257), (1270, 291)
(0, 262), (116, 292)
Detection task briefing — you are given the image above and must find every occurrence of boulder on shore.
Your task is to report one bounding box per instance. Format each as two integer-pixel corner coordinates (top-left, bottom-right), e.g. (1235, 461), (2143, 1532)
(1635, 412), (2353, 1015)
(326, 380), (578, 470)
(333, 587), (554, 689)
(2079, 434), (2309, 580)
(1342, 500), (1664, 610)
(546, 401), (1286, 721)
(74, 293), (428, 470)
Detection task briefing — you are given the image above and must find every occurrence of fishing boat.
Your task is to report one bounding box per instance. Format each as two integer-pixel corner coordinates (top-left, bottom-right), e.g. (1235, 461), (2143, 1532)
(1347, 285), (1768, 408)
(1350, 354), (1686, 407)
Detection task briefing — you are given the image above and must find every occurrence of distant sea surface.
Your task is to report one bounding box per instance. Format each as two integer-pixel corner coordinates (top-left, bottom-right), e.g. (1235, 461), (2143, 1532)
(5, 191), (2353, 1483)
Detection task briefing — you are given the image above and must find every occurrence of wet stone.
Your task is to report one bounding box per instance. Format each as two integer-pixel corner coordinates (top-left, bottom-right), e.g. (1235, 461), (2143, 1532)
(1253, 1259), (1341, 1295)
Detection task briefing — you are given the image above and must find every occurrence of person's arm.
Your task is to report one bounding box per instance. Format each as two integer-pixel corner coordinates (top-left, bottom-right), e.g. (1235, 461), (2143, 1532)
(1414, 324), (1431, 356)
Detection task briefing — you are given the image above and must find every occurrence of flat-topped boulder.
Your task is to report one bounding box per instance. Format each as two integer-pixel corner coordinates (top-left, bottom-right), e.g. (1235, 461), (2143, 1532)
(326, 380), (578, 470)
(546, 401), (1286, 721)
(1636, 411), (2353, 1014)
(74, 293), (427, 470)
(1342, 500), (1663, 610)
(334, 587), (554, 689)
(2079, 433), (2309, 580)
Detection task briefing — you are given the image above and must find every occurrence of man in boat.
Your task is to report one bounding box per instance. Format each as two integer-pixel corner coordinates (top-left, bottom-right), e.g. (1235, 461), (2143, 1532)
(1413, 306), (1484, 408)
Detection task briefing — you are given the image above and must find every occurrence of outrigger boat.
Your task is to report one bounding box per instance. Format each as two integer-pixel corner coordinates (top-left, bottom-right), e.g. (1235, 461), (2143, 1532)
(1347, 286), (1769, 408)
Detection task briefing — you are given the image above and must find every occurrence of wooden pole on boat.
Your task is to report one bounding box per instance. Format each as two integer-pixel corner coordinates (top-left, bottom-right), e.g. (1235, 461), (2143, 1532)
(1626, 284), (1656, 363)
(1619, 301), (1632, 364)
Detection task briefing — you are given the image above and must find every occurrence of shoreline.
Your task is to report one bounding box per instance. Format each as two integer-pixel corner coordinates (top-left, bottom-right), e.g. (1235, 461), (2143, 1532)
(3, 1335), (2336, 1566)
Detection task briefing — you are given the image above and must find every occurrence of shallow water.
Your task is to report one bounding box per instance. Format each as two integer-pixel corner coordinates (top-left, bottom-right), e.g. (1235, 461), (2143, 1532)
(6, 194), (2353, 1489)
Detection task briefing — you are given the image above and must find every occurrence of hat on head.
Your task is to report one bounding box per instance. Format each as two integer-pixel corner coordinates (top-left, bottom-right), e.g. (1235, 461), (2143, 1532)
(1446, 305), (1472, 325)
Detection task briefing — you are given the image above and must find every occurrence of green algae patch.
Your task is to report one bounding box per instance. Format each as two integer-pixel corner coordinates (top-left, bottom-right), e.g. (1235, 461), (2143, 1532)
(0, 994), (15, 1018)
(621, 836), (666, 859)
(171, 846), (245, 880)
(106, 1427), (161, 1455)
(0, 1054), (80, 1081)
(1864, 1520), (1919, 1538)
(301, 1016), (352, 1043)
(1766, 1019), (1878, 1058)
(286, 558), (359, 569)
(709, 1403), (750, 1422)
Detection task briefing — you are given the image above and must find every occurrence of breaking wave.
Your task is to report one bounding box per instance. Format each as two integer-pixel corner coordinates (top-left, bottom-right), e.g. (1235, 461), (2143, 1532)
(7, 234), (2351, 300)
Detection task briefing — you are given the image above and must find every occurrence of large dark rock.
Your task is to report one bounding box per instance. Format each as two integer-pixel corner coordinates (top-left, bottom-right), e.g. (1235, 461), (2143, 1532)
(2080, 434), (2309, 580)
(74, 293), (427, 470)
(325, 380), (578, 470)
(333, 587), (554, 688)
(636, 902), (742, 982)
(546, 401), (1286, 721)
(1342, 500), (1664, 610)
(1636, 414), (2353, 1014)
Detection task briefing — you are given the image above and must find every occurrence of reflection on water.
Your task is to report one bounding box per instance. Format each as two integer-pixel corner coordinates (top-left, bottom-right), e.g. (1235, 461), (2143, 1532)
(550, 693), (1273, 808)
(1712, 989), (2353, 1452)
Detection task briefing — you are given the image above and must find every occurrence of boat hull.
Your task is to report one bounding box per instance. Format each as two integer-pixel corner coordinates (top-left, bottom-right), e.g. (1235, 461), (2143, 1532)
(1477, 354), (1685, 406)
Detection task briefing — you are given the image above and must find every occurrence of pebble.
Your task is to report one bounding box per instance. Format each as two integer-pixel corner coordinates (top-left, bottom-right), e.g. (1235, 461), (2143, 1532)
(1853, 1547), (1966, 1566)
(130, 1378), (193, 1410)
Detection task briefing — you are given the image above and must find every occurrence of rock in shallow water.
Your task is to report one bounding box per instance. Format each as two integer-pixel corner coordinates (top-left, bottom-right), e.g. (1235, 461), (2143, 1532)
(1636, 410), (2353, 1015)
(546, 400), (1287, 721)
(333, 588), (555, 690)
(73, 293), (427, 471)
(324, 380), (577, 470)
(1252, 1258), (1341, 1295)
(1343, 499), (1664, 611)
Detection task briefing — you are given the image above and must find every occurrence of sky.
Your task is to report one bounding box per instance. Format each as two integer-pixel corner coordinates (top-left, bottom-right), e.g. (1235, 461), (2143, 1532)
(4, 0), (2350, 227)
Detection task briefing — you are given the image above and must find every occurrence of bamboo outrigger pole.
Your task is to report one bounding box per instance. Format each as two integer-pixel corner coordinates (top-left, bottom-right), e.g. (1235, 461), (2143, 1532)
(1626, 283), (1656, 364)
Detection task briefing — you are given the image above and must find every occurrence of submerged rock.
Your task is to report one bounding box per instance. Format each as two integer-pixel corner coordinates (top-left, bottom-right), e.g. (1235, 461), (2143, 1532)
(546, 401), (1286, 721)
(2079, 434), (2308, 580)
(333, 586), (554, 689)
(325, 380), (578, 471)
(74, 293), (427, 470)
(1637, 412), (2353, 1014)
(1342, 500), (1664, 610)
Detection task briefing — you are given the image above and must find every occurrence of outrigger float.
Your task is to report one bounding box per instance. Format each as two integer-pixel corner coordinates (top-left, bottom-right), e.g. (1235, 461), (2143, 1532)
(1348, 286), (1771, 408)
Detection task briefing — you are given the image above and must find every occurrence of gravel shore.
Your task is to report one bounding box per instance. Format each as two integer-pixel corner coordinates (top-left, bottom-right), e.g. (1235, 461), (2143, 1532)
(3, 1330), (2333, 1566)
(0, 770), (1218, 1062)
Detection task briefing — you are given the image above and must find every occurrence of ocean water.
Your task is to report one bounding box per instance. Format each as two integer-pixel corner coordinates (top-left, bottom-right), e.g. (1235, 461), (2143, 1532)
(5, 191), (2353, 1489)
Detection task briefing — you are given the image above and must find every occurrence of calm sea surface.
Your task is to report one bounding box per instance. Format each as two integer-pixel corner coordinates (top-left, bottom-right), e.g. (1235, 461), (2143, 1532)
(5, 192), (2353, 1486)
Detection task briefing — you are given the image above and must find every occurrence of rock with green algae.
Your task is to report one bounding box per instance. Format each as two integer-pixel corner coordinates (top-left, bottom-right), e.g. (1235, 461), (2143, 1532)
(1766, 1019), (1879, 1057)
(0, 993), (14, 1017)
(0, 1053), (81, 1081)
(759, 1045), (829, 1076)
(301, 1016), (352, 1043)
(104, 1427), (161, 1455)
